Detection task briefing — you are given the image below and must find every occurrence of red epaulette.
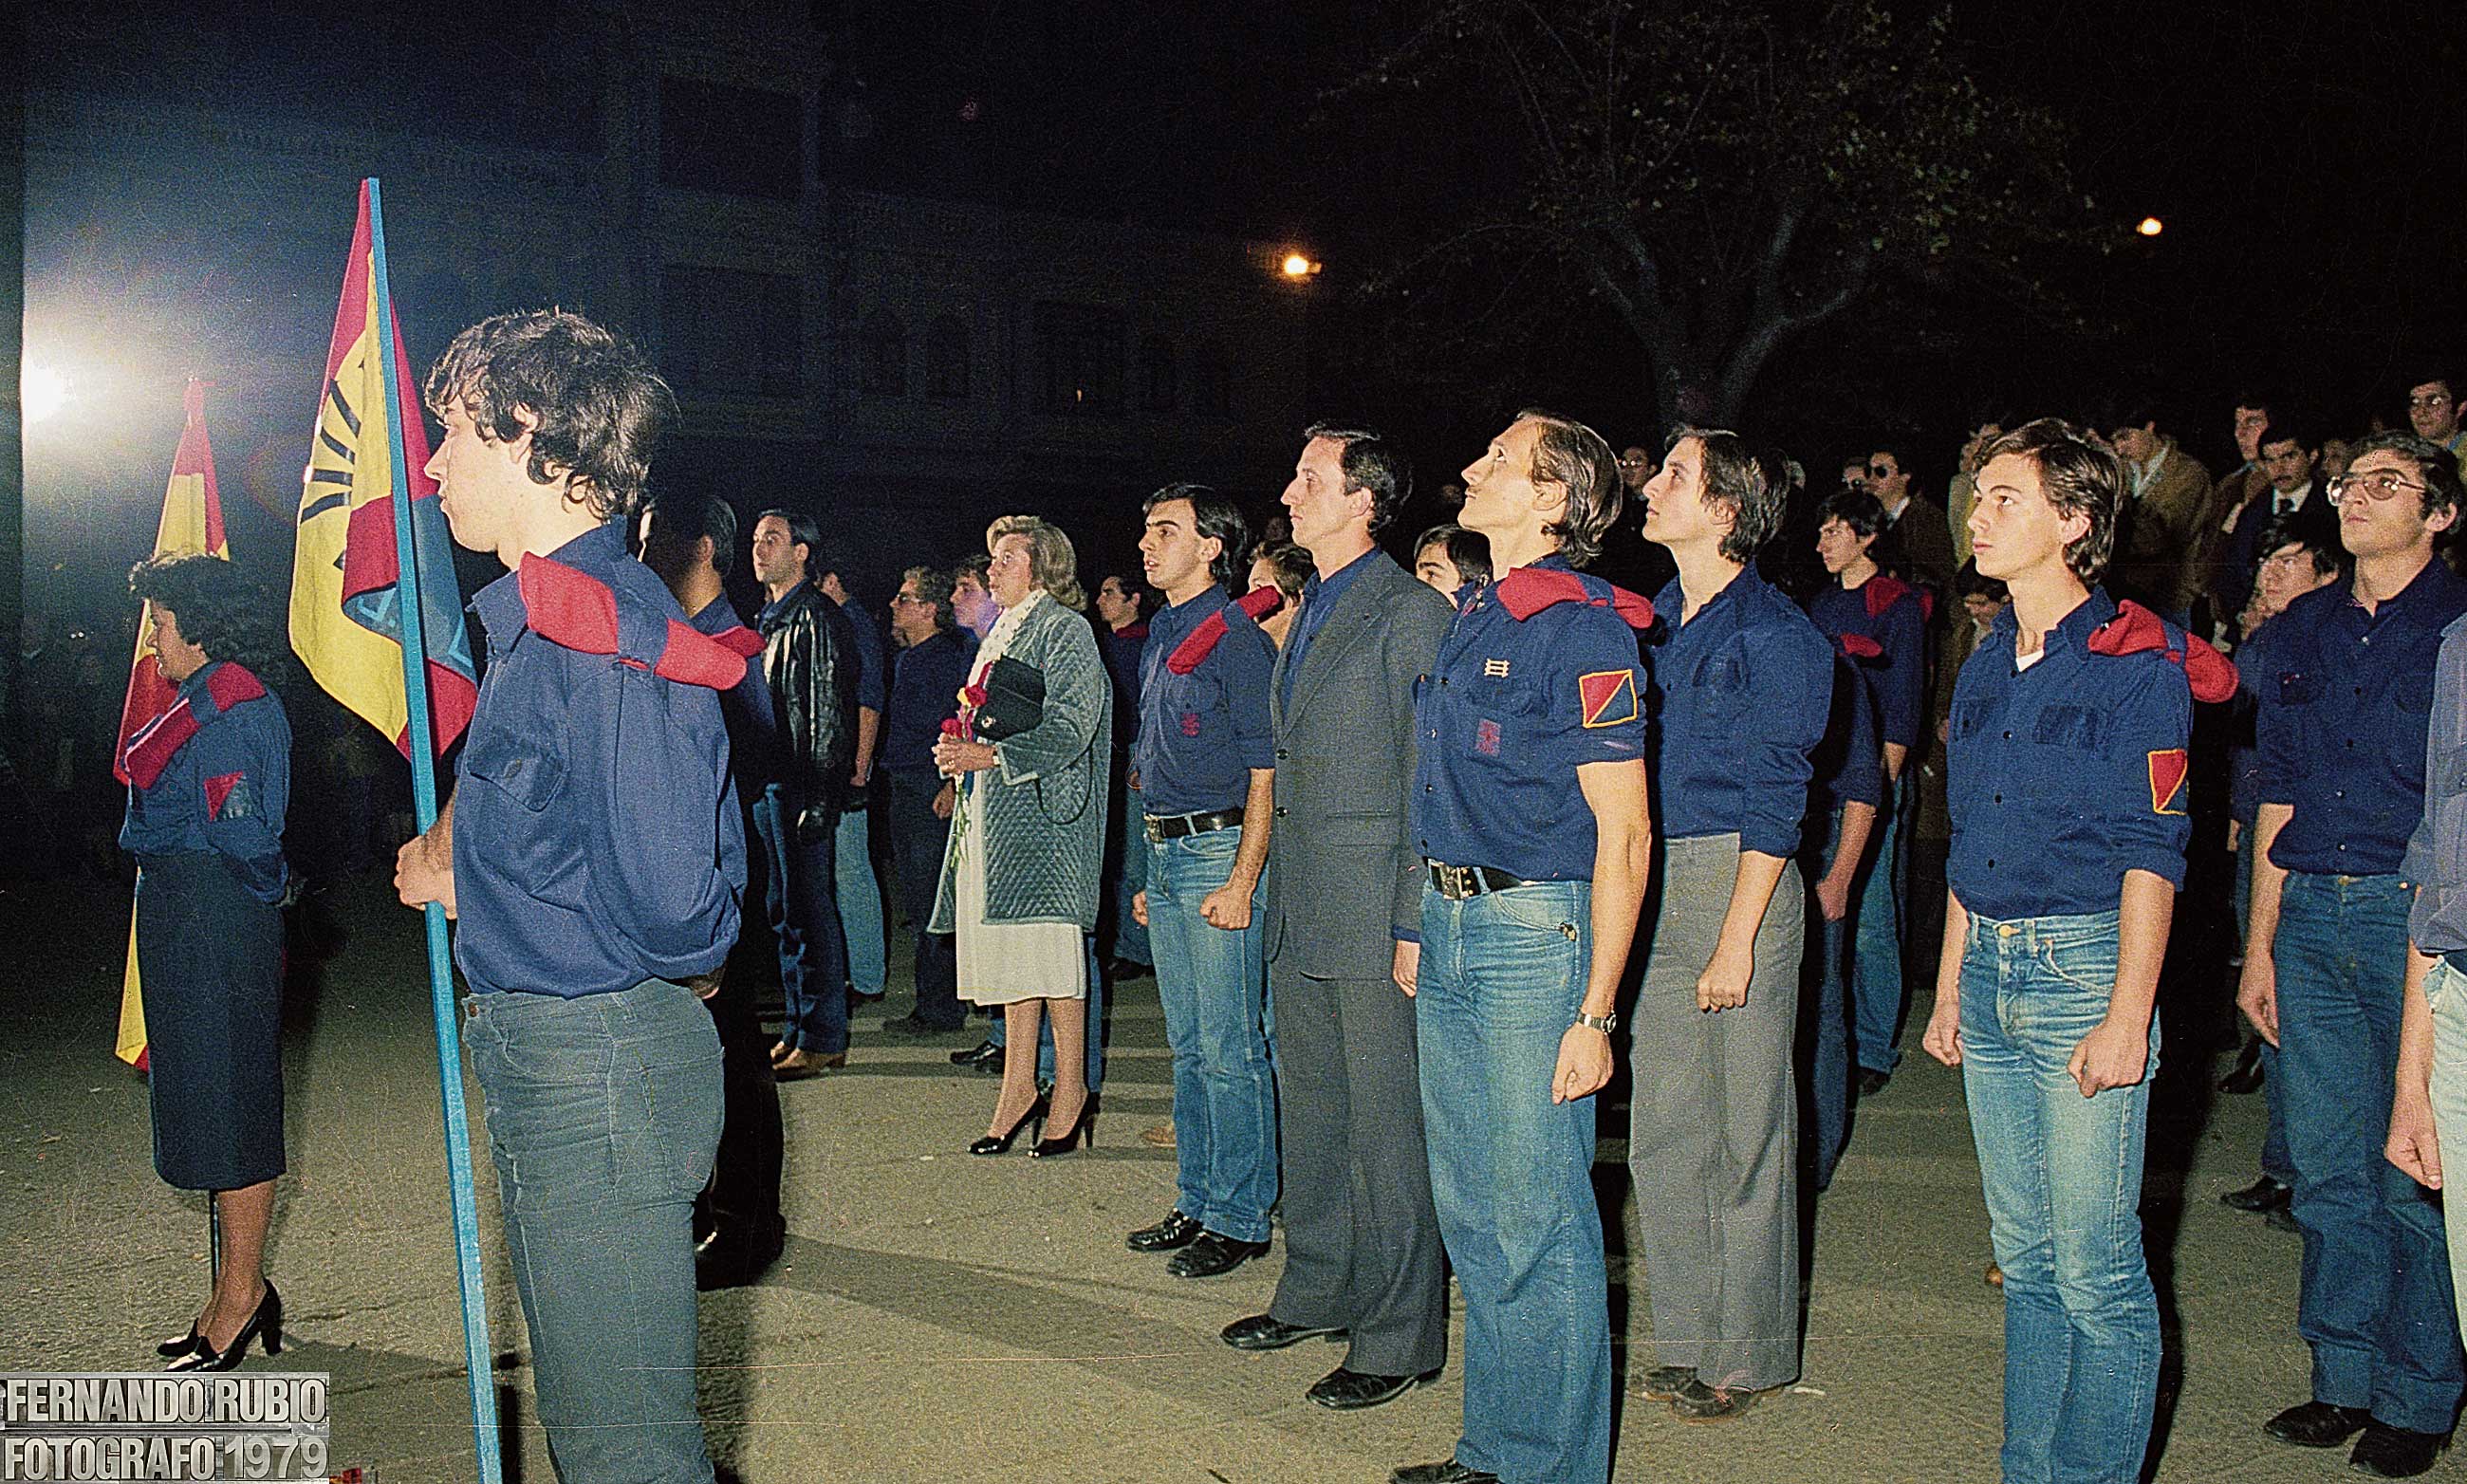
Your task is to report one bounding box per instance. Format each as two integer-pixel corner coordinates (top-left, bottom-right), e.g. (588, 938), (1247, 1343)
(517, 555), (750, 691)
(1493, 566), (1655, 630)
(2087, 599), (2239, 704)
(121, 662), (268, 789)
(1864, 572), (1936, 623)
(1839, 634), (1883, 660)
(1166, 585), (1286, 676)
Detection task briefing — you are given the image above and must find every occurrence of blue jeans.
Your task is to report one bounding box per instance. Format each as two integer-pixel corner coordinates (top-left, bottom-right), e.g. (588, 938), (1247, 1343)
(1145, 826), (1276, 1242)
(2275, 871), (2465, 1433)
(1852, 784), (1906, 1074)
(1418, 881), (1610, 1484)
(465, 979), (723, 1484)
(1804, 806), (1854, 1191)
(1108, 776), (1152, 967)
(987, 937), (1108, 1093)
(2426, 959), (2467, 1357)
(1958, 908), (2160, 1484)
(2232, 828), (2294, 1181)
(835, 802), (886, 998)
(755, 788), (847, 1054)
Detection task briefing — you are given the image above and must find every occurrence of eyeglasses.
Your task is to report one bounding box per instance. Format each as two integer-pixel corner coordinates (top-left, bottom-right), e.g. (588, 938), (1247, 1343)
(2327, 469), (2426, 505)
(890, 593), (928, 606)
(2409, 393), (2454, 409)
(1867, 464), (1895, 477)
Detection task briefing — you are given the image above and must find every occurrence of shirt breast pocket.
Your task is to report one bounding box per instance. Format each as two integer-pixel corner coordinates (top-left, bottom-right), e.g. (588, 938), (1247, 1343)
(1468, 673), (1543, 757)
(463, 736), (584, 901)
(1689, 654), (1750, 734)
(2277, 672), (2314, 707)
(2437, 744), (2467, 888)
(2031, 705), (2105, 751)
(467, 741), (567, 813)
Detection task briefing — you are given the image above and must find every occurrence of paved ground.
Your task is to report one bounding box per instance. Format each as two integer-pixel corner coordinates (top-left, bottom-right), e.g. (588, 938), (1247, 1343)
(0, 870), (2406, 1482)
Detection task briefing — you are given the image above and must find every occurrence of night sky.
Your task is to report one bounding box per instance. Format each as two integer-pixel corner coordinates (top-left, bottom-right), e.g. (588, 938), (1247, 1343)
(19, 0), (2467, 612)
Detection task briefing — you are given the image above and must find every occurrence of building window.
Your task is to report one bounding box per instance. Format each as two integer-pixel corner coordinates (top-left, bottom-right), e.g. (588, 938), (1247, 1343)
(1192, 343), (1233, 417)
(1034, 303), (1125, 416)
(925, 314), (970, 400)
(1139, 334), (1178, 414)
(859, 311), (908, 398)
(659, 78), (802, 200)
(661, 267), (804, 399)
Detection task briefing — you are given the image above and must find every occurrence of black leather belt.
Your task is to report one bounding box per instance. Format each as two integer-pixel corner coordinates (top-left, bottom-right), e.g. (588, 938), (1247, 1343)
(1144, 807), (1244, 844)
(1426, 860), (1530, 900)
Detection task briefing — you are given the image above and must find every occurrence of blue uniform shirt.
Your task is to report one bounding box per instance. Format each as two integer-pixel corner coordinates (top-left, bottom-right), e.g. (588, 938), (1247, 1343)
(1099, 621), (1149, 749)
(886, 629), (974, 775)
(119, 660), (292, 904)
(1946, 587), (2194, 920)
(1807, 576), (1928, 751)
(2405, 615), (2467, 960)
(1809, 651), (1886, 817)
(455, 523), (746, 998)
(2257, 559), (2467, 877)
(1135, 586), (1277, 817)
(1280, 547), (1377, 710)
(686, 594), (777, 805)
(1644, 568), (1831, 856)
(1412, 556), (1648, 881)
(837, 593), (886, 713)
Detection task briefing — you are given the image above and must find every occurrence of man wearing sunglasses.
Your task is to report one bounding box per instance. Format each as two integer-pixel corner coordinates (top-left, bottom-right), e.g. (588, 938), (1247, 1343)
(2241, 432), (2467, 1477)
(2405, 373), (2465, 477)
(1865, 446), (1957, 594)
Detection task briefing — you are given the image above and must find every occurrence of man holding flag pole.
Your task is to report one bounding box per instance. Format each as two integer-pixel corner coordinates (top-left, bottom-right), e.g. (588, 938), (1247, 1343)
(391, 305), (745, 1484)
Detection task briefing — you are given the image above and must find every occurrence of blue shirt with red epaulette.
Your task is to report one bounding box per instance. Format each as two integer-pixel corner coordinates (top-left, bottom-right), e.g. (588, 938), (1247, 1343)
(119, 659), (292, 904)
(1644, 568), (1831, 856)
(1135, 586), (1276, 817)
(1807, 574), (1928, 751)
(1412, 555), (1649, 881)
(2257, 559), (2467, 877)
(455, 522), (747, 998)
(1946, 588), (2197, 920)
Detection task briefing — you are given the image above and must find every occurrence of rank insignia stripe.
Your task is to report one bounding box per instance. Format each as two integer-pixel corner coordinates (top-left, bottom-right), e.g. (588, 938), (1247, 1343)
(1580, 669), (1639, 729)
(2147, 748), (2190, 815)
(1484, 659), (1511, 677)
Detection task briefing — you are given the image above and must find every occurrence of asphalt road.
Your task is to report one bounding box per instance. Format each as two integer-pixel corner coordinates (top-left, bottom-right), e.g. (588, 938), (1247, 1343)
(0, 870), (2393, 1482)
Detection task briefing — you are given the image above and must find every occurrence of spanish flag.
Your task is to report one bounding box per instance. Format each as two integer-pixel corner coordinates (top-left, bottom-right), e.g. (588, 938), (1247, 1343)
(112, 379), (230, 1067)
(288, 182), (477, 757)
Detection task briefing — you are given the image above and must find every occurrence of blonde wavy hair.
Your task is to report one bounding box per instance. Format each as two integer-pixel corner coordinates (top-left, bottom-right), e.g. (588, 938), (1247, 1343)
(985, 513), (1086, 611)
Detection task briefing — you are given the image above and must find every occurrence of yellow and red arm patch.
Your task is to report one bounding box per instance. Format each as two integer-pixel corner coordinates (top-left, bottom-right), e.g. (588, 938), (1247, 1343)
(1580, 669), (1640, 729)
(2147, 749), (2190, 816)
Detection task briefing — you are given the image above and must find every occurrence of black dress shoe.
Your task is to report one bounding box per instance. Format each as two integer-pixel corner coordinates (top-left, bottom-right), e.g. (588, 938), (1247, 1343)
(950, 1039), (1003, 1069)
(1126, 1209), (1202, 1252)
(1106, 957), (1153, 981)
(2352, 1420), (2450, 1477)
(2265, 1206), (2301, 1234)
(1167, 1232), (1271, 1278)
(2265, 1400), (2373, 1447)
(1390, 1461), (1499, 1484)
(2221, 1175), (2293, 1213)
(1855, 1067), (1892, 1098)
(2219, 1034), (2267, 1093)
(1308, 1365), (1441, 1410)
(1221, 1313), (1348, 1351)
(695, 1225), (786, 1290)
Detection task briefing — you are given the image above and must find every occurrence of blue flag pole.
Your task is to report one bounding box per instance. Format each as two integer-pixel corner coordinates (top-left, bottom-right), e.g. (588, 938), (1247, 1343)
(366, 176), (506, 1484)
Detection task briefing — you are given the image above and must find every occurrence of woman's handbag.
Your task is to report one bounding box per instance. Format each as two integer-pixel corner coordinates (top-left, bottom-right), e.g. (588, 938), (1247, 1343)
(972, 655), (1046, 742)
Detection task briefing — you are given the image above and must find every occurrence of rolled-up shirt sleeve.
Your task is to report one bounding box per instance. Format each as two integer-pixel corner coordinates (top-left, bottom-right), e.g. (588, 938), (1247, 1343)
(2102, 659), (2196, 890)
(1739, 628), (1830, 857)
(191, 714), (289, 905)
(591, 660), (744, 978)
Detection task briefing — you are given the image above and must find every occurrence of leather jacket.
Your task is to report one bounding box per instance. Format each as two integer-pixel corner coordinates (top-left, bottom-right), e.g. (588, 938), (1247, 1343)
(757, 581), (858, 839)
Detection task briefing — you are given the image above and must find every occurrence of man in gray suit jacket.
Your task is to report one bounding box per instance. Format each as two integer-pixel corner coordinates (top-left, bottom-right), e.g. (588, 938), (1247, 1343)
(1218, 423), (1457, 1412)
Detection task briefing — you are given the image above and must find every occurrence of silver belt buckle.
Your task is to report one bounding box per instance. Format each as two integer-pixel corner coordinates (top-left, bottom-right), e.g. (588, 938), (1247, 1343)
(1433, 862), (1470, 900)
(1143, 816), (1166, 845)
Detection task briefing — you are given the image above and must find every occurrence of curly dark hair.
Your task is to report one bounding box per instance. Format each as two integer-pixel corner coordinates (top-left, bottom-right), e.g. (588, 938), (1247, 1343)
(128, 555), (282, 676)
(423, 309), (676, 524)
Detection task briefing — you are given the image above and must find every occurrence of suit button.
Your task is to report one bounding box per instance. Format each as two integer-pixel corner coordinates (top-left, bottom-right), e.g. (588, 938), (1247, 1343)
(1275, 749), (1289, 760)
(1274, 807), (1289, 818)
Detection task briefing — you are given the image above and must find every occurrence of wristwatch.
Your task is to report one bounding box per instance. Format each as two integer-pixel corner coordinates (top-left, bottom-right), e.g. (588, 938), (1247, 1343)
(1574, 1010), (1618, 1035)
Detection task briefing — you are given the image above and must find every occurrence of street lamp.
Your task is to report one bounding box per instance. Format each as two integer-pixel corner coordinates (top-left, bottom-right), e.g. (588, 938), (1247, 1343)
(23, 366), (69, 425)
(2136, 216), (2163, 237)
(1280, 252), (1322, 279)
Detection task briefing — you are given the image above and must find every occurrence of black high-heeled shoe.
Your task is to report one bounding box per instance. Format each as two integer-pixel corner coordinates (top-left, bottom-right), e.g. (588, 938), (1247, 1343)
(166, 1283), (282, 1373)
(969, 1095), (1048, 1157)
(1030, 1093), (1098, 1159)
(156, 1321), (203, 1359)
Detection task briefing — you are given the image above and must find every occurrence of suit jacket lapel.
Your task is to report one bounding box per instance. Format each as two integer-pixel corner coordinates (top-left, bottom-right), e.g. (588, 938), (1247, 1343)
(1286, 556), (1392, 726)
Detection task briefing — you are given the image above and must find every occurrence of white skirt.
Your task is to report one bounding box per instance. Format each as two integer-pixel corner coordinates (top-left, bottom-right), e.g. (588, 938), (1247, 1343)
(952, 776), (1087, 1005)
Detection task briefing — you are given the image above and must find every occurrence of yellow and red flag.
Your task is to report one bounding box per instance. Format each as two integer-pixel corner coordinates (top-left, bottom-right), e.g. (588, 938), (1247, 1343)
(112, 379), (230, 1067)
(288, 182), (477, 756)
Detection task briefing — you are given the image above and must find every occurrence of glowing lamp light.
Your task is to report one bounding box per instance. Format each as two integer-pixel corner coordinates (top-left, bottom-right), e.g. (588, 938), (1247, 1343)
(23, 366), (69, 425)
(2136, 216), (2163, 237)
(1281, 252), (1322, 278)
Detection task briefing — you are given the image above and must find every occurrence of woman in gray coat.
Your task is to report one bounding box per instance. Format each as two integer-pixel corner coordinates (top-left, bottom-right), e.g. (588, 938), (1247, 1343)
(932, 514), (1112, 1156)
